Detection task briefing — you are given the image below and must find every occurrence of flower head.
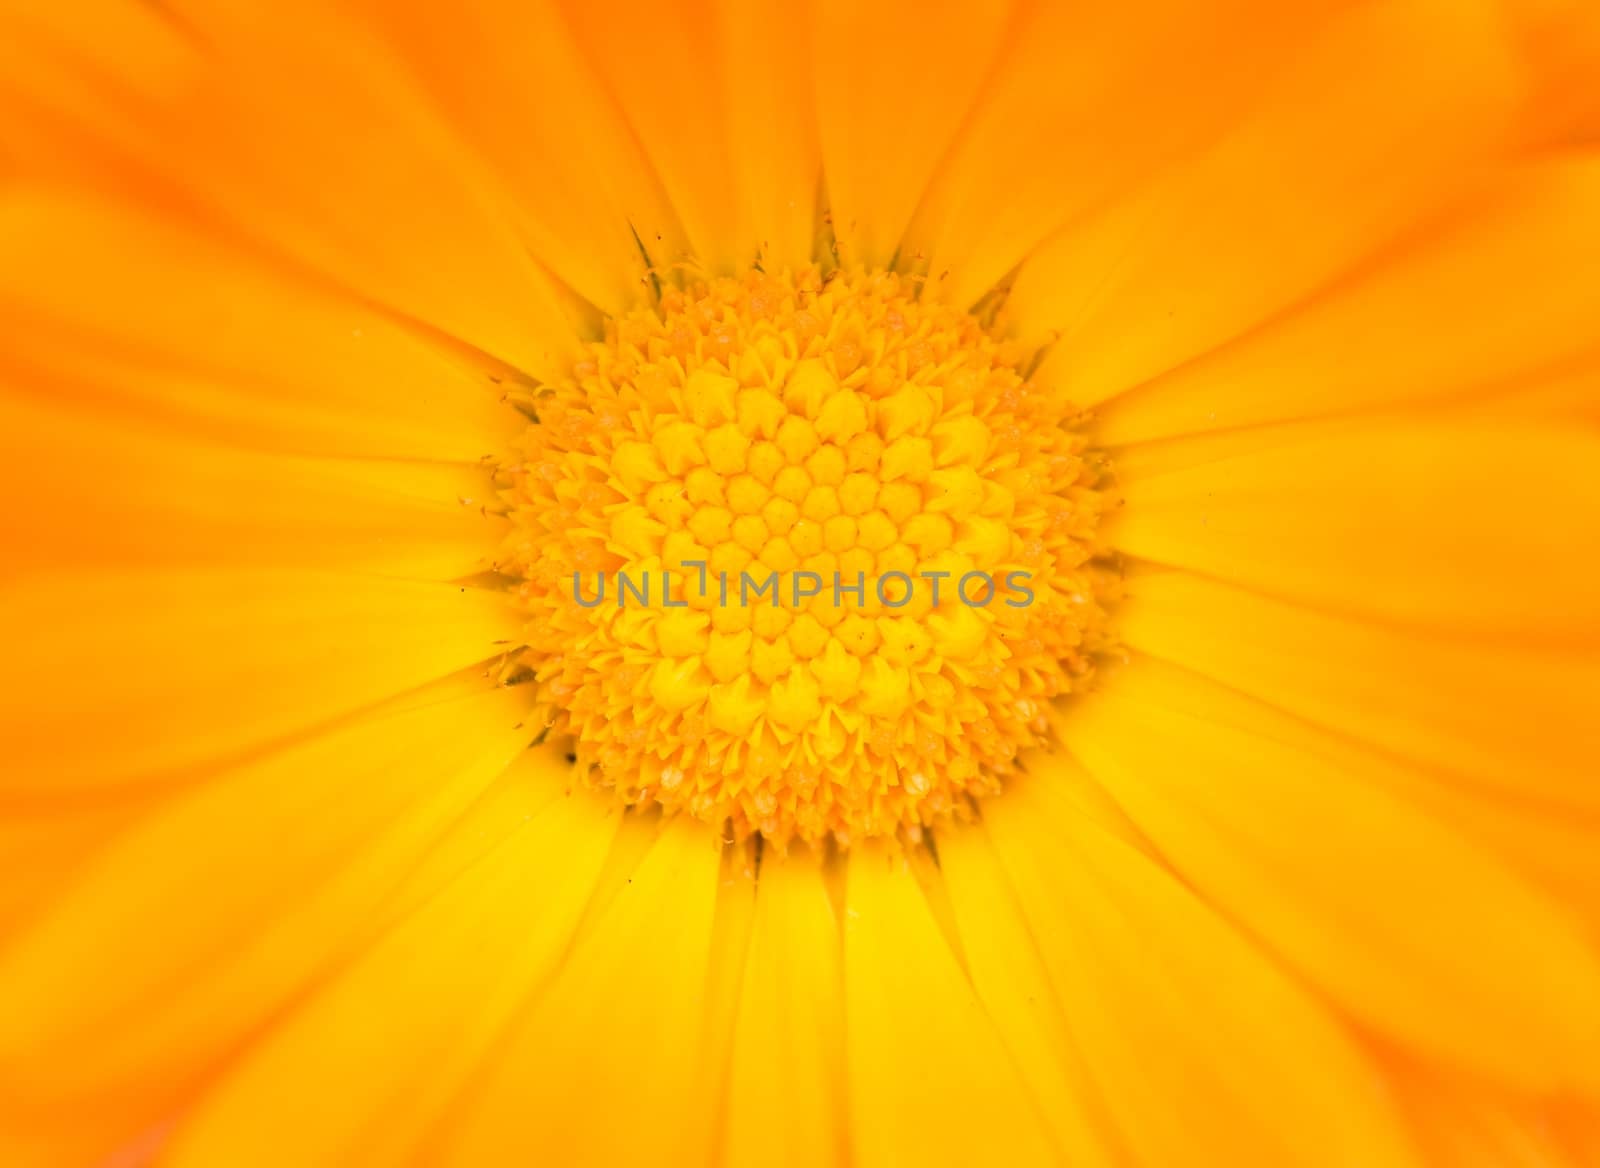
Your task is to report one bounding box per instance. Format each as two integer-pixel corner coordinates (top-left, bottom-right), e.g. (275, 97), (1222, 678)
(501, 266), (1117, 844)
(2, 1), (1599, 1166)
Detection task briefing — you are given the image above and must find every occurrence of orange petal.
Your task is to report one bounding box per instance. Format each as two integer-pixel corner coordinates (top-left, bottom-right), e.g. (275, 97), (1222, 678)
(1095, 156), (1600, 444)
(1500, 0), (1600, 146)
(1393, 1062), (1590, 1167)
(1117, 569), (1600, 814)
(0, 390), (505, 580)
(0, 671), (531, 1162)
(3, 0), (584, 379)
(905, 0), (1343, 308)
(1009, 0), (1524, 406)
(555, 0), (820, 273)
(1109, 420), (1600, 640)
(349, 0), (688, 313)
(983, 771), (1424, 1167)
(812, 0), (1016, 271)
(0, 568), (518, 796)
(1061, 659), (1600, 1093)
(0, 190), (520, 461)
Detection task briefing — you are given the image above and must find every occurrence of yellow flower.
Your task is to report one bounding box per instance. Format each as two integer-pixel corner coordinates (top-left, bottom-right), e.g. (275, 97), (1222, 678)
(2, 0), (1599, 1165)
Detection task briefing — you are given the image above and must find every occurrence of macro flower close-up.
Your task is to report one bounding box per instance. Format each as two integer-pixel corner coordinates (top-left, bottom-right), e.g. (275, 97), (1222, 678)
(3, 0), (1600, 1164)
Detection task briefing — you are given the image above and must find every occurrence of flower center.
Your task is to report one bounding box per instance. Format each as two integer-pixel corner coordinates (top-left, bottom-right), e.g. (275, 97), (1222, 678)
(498, 268), (1116, 847)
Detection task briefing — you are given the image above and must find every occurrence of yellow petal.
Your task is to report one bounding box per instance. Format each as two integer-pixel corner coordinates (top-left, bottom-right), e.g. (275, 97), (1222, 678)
(441, 817), (725, 1165)
(935, 827), (1121, 1166)
(843, 845), (1060, 1165)
(164, 759), (618, 1168)
(723, 855), (846, 1167)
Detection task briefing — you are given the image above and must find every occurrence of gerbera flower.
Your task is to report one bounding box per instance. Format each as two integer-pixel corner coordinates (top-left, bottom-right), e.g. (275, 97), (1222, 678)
(2, 0), (1598, 1163)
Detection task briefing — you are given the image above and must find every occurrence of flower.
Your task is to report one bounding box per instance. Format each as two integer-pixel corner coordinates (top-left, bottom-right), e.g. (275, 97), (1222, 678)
(2, 0), (1598, 1165)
